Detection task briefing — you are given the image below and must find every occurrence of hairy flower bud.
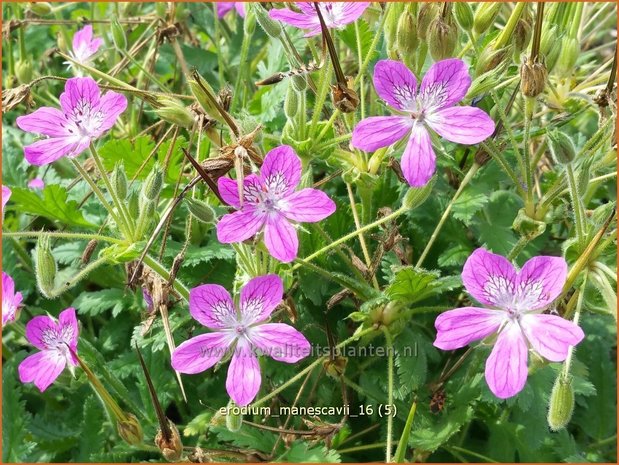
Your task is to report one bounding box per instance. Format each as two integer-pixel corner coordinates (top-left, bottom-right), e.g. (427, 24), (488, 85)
(154, 96), (195, 129)
(28, 2), (53, 16)
(284, 84), (299, 119)
(396, 9), (418, 59)
(540, 26), (562, 72)
(186, 198), (216, 224)
(454, 2), (474, 32)
(474, 2), (502, 35)
(35, 235), (57, 298)
(417, 3), (439, 41)
(467, 68), (503, 100)
(402, 178), (435, 209)
(384, 3), (404, 58)
(117, 413), (143, 446)
(188, 74), (225, 123)
(250, 3), (282, 38)
(225, 401), (243, 433)
(555, 36), (580, 77)
(155, 420), (183, 462)
(520, 57), (547, 98)
(512, 9), (533, 56)
(547, 130), (576, 165)
(111, 18), (127, 51)
(142, 165), (163, 200)
(244, 7), (257, 35)
(475, 45), (512, 76)
(127, 190), (139, 218)
(428, 16), (458, 61)
(292, 74), (307, 92)
(15, 60), (33, 84)
(547, 374), (575, 431)
(111, 162), (128, 200)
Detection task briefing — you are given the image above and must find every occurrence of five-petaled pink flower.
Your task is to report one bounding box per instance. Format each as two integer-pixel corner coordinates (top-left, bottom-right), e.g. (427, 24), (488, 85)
(352, 59), (495, 187)
(69, 25), (103, 66)
(18, 307), (79, 392)
(16, 77), (127, 166)
(269, 2), (370, 37)
(28, 178), (45, 190)
(171, 275), (310, 406)
(433, 248), (584, 399)
(216, 145), (336, 263)
(2, 185), (10, 217)
(217, 2), (246, 18)
(2, 272), (23, 326)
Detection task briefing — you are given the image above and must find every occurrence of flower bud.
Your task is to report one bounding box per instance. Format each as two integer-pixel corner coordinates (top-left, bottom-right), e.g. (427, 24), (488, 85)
(111, 162), (128, 200)
(396, 9), (418, 58)
(467, 68), (503, 100)
(512, 9), (533, 56)
(243, 7), (256, 35)
(454, 2), (474, 32)
(35, 235), (57, 298)
(117, 413), (143, 446)
(520, 57), (547, 98)
(142, 165), (163, 200)
(540, 26), (562, 72)
(56, 31), (67, 54)
(547, 374), (575, 431)
(402, 178), (435, 209)
(250, 3), (282, 38)
(154, 96), (195, 129)
(284, 84), (299, 119)
(428, 16), (458, 61)
(225, 401), (243, 432)
(15, 60), (33, 84)
(292, 74), (307, 92)
(127, 190), (139, 218)
(547, 130), (576, 165)
(155, 420), (183, 462)
(28, 2), (53, 16)
(555, 36), (580, 77)
(384, 3), (404, 57)
(186, 198), (216, 223)
(474, 3), (502, 35)
(111, 18), (127, 51)
(512, 208), (546, 239)
(417, 3), (439, 41)
(475, 45), (512, 76)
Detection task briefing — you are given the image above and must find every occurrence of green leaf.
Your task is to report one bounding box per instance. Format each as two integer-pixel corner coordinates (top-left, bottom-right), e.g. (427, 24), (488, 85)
(2, 361), (36, 462)
(278, 441), (341, 462)
(72, 289), (132, 317)
(452, 183), (490, 225)
(98, 135), (156, 181)
(386, 267), (461, 304)
(77, 396), (105, 462)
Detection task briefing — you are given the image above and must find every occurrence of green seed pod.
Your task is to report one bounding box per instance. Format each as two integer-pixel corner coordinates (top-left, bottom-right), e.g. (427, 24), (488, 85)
(402, 178), (435, 209)
(111, 18), (127, 51)
(35, 235), (57, 298)
(244, 7), (257, 35)
(396, 9), (418, 59)
(117, 413), (143, 446)
(474, 2), (502, 35)
(186, 198), (216, 224)
(454, 2), (474, 32)
(225, 404), (243, 433)
(512, 208), (546, 239)
(428, 16), (458, 61)
(284, 84), (299, 119)
(154, 96), (195, 129)
(29, 2), (53, 16)
(547, 130), (576, 165)
(555, 36), (580, 77)
(250, 3), (282, 38)
(417, 3), (439, 41)
(111, 162), (128, 200)
(15, 59), (33, 84)
(155, 420), (183, 462)
(142, 165), (164, 200)
(547, 374), (575, 431)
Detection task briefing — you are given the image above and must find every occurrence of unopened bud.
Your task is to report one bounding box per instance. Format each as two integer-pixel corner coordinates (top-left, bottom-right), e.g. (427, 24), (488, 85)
(111, 162), (128, 200)
(225, 402), (243, 432)
(396, 9), (418, 58)
(547, 374), (575, 431)
(512, 9), (533, 55)
(454, 2), (474, 32)
(154, 96), (195, 129)
(292, 74), (307, 92)
(428, 16), (458, 61)
(127, 190), (139, 218)
(475, 45), (512, 76)
(243, 8), (256, 35)
(467, 68), (503, 100)
(15, 60), (33, 84)
(188, 74), (224, 123)
(111, 18), (127, 50)
(142, 165), (163, 200)
(35, 235), (57, 298)
(512, 208), (546, 239)
(28, 2), (53, 16)
(555, 36), (580, 77)
(155, 420), (183, 461)
(117, 413), (143, 446)
(547, 130), (576, 165)
(284, 84), (299, 119)
(540, 26), (562, 72)
(417, 3), (439, 41)
(186, 198), (216, 223)
(251, 3), (282, 38)
(474, 3), (502, 35)
(56, 31), (67, 53)
(384, 3), (404, 57)
(520, 57), (547, 98)
(402, 178), (435, 209)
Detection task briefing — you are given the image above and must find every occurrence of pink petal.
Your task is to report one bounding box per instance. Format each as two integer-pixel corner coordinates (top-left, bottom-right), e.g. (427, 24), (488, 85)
(373, 60), (418, 111)
(218, 174), (261, 208)
(248, 323), (311, 362)
(72, 24), (93, 50)
(269, 7), (320, 34)
(419, 58), (472, 111)
(28, 178), (45, 189)
(189, 284), (237, 329)
(239, 275), (284, 325)
(337, 2), (371, 24)
(400, 125), (436, 187)
(25, 315), (57, 350)
(263, 216), (298, 263)
(171, 332), (233, 374)
(2, 272), (23, 326)
(484, 323), (528, 399)
(216, 2), (235, 18)
(461, 248), (517, 307)
(226, 339), (261, 406)
(60, 77), (101, 115)
(24, 136), (89, 166)
(235, 3), (246, 17)
(18, 350), (66, 392)
(516, 256), (568, 310)
(433, 307), (505, 350)
(16, 107), (69, 137)
(426, 106), (495, 144)
(520, 314), (584, 362)
(351, 116), (412, 152)
(282, 188), (336, 223)
(216, 208), (266, 243)
(2, 185), (11, 213)
(58, 307), (79, 353)
(96, 91), (128, 133)
(260, 145), (302, 196)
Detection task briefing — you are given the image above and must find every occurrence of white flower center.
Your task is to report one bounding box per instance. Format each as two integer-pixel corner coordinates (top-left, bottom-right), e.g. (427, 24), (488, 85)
(64, 98), (104, 138)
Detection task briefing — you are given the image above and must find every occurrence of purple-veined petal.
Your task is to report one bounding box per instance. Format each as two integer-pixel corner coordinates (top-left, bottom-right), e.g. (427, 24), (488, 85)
(239, 275), (284, 325)
(57, 307), (79, 353)
(426, 106), (495, 145)
(373, 60), (418, 111)
(96, 91), (128, 134)
(216, 208), (266, 243)
(23, 136), (89, 166)
(461, 248), (517, 307)
(260, 145), (302, 196)
(520, 314), (584, 362)
(2, 185), (11, 214)
(18, 350), (67, 392)
(28, 178), (45, 189)
(282, 188), (336, 223)
(25, 315), (57, 350)
(433, 306), (505, 350)
(516, 256), (568, 311)
(72, 24), (93, 50)
(351, 116), (412, 152)
(218, 177), (241, 208)
(248, 323), (311, 362)
(16, 107), (70, 137)
(171, 332), (234, 374)
(484, 322), (529, 399)
(263, 215), (298, 263)
(189, 284), (237, 329)
(226, 338), (261, 406)
(2, 272), (23, 326)
(419, 58), (472, 111)
(60, 77), (101, 115)
(400, 125), (436, 187)
(269, 7), (320, 35)
(336, 2), (371, 25)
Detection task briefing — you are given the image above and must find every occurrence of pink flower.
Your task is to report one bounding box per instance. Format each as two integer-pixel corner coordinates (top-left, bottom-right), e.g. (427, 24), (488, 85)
(216, 145), (336, 263)
(18, 308), (79, 392)
(16, 77), (127, 166)
(433, 248), (585, 399)
(171, 275), (310, 406)
(269, 2), (370, 37)
(352, 59), (495, 187)
(28, 178), (45, 190)
(2, 272), (23, 326)
(69, 25), (103, 65)
(2, 185), (10, 216)
(217, 2), (246, 18)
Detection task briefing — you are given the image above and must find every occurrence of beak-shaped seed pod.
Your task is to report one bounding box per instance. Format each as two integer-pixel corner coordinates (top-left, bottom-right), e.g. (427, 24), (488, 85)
(155, 420), (184, 461)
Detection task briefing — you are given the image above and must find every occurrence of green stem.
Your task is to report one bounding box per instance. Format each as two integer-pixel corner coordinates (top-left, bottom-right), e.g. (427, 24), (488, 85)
(507, 235), (529, 261)
(563, 273), (586, 377)
(232, 26), (252, 111)
(480, 141), (526, 197)
(394, 398), (417, 463)
(142, 254), (190, 301)
(310, 59), (333, 137)
(565, 163), (586, 243)
(338, 443), (387, 455)
(46, 255), (110, 299)
(522, 97), (535, 209)
(494, 2), (526, 49)
(3, 231), (123, 244)
(382, 327), (394, 463)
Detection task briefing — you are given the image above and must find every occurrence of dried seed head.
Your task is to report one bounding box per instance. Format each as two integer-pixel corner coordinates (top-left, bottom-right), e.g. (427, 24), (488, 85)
(473, 2), (502, 35)
(35, 234), (57, 298)
(520, 57), (547, 98)
(2, 84), (33, 111)
(417, 3), (439, 41)
(547, 374), (575, 431)
(331, 82), (359, 113)
(428, 16), (458, 61)
(155, 420), (183, 462)
(323, 355), (348, 379)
